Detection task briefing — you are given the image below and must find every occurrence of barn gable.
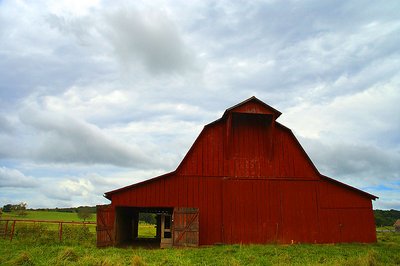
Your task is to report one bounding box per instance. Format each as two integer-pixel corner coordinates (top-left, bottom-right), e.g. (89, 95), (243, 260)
(222, 96), (282, 118)
(176, 97), (321, 179)
(99, 97), (377, 247)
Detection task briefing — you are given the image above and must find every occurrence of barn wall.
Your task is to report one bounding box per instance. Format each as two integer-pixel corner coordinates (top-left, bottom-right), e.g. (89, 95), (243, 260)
(178, 121), (319, 179)
(111, 175), (377, 245)
(221, 178), (375, 244)
(318, 180), (376, 243)
(111, 175), (223, 245)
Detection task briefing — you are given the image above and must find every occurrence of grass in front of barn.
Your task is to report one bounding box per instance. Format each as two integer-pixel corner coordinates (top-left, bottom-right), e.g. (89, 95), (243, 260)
(0, 231), (399, 265)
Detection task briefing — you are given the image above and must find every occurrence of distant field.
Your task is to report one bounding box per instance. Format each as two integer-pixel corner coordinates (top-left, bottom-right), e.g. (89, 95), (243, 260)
(1, 210), (96, 222)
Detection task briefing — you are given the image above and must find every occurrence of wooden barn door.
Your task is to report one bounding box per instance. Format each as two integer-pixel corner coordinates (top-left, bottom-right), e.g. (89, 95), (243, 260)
(222, 179), (282, 244)
(172, 207), (199, 247)
(96, 204), (115, 247)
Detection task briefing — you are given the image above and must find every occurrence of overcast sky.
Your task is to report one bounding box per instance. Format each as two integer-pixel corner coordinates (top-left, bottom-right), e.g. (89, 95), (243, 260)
(0, 0), (399, 210)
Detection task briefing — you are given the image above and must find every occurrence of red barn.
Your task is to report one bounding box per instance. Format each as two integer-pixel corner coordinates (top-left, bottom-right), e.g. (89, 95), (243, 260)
(97, 97), (377, 247)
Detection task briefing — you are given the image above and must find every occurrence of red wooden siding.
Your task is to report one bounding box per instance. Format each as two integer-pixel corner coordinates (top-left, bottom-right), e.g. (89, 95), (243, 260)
(318, 179), (376, 243)
(178, 118), (318, 179)
(111, 175), (223, 245)
(110, 176), (376, 244)
(319, 179), (372, 208)
(104, 97), (377, 246)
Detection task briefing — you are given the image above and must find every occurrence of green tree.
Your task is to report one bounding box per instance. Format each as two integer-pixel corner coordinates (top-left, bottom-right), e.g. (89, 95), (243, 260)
(16, 202), (27, 216)
(2, 204), (12, 212)
(77, 207), (93, 222)
(139, 213), (156, 224)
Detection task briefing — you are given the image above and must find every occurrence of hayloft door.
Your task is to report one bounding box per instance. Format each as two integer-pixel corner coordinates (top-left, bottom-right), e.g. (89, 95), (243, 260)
(96, 204), (115, 247)
(172, 207), (199, 247)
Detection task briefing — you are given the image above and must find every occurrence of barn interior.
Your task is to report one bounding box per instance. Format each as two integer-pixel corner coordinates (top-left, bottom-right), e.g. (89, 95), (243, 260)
(115, 206), (173, 248)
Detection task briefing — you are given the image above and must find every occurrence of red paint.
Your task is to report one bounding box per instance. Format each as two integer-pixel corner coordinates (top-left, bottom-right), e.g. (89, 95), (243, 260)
(101, 97), (377, 246)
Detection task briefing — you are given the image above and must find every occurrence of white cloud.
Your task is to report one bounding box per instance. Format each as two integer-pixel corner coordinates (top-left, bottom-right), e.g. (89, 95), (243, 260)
(0, 0), (399, 209)
(17, 105), (156, 168)
(102, 8), (195, 74)
(280, 79), (400, 147)
(0, 114), (14, 134)
(47, 0), (100, 16)
(0, 167), (38, 188)
(44, 4), (196, 75)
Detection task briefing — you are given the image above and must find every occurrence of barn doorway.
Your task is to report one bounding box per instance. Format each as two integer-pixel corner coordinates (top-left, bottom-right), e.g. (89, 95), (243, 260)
(115, 207), (173, 248)
(114, 207), (199, 248)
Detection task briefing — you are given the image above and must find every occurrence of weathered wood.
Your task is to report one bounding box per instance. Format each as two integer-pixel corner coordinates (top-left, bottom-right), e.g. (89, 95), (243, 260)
(10, 221), (16, 242)
(96, 205), (114, 247)
(160, 214), (172, 248)
(59, 222), (63, 242)
(173, 207), (199, 247)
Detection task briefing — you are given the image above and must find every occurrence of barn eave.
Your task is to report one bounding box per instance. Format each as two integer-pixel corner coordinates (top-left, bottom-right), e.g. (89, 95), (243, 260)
(104, 171), (176, 200)
(320, 174), (378, 200)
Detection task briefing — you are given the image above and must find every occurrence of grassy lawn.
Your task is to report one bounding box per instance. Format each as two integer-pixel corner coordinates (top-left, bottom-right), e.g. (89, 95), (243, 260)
(1, 210), (96, 222)
(1, 211), (399, 265)
(138, 222), (157, 238)
(0, 232), (399, 265)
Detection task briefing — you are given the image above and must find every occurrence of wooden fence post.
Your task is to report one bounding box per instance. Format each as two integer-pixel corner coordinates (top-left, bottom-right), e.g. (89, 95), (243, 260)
(4, 220), (9, 239)
(10, 221), (16, 242)
(59, 222), (63, 242)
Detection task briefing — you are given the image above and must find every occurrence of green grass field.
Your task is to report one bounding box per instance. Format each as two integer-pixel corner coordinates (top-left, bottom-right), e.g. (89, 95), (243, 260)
(0, 211), (399, 265)
(1, 210), (96, 222)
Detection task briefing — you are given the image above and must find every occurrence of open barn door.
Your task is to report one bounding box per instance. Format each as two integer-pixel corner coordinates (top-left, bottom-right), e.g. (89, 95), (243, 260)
(173, 207), (199, 247)
(96, 204), (115, 247)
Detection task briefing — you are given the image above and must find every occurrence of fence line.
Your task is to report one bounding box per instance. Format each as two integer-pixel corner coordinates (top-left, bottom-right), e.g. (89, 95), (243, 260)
(0, 219), (96, 242)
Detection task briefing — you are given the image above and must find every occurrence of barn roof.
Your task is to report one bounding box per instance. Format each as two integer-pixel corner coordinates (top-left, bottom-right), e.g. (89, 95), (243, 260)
(223, 96), (282, 118)
(208, 96), (281, 127)
(104, 171), (175, 200)
(104, 97), (378, 201)
(320, 175), (378, 200)
(394, 219), (400, 226)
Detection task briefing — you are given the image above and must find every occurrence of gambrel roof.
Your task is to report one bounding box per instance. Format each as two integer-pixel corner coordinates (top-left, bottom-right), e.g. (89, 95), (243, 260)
(105, 97), (377, 200)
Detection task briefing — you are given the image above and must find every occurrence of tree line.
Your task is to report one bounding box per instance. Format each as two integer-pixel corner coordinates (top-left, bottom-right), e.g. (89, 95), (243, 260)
(374, 209), (400, 227)
(2, 202), (28, 216)
(2, 204), (398, 226)
(33, 206), (97, 213)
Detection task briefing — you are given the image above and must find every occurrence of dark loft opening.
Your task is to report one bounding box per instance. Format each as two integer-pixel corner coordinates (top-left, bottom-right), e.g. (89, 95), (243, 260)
(229, 112), (273, 158)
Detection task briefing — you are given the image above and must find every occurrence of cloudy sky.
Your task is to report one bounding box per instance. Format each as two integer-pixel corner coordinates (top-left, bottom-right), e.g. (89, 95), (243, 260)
(0, 0), (399, 210)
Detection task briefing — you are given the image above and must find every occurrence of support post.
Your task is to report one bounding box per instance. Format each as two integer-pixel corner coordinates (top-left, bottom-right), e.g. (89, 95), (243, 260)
(10, 221), (16, 242)
(59, 222), (63, 242)
(4, 220), (9, 239)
